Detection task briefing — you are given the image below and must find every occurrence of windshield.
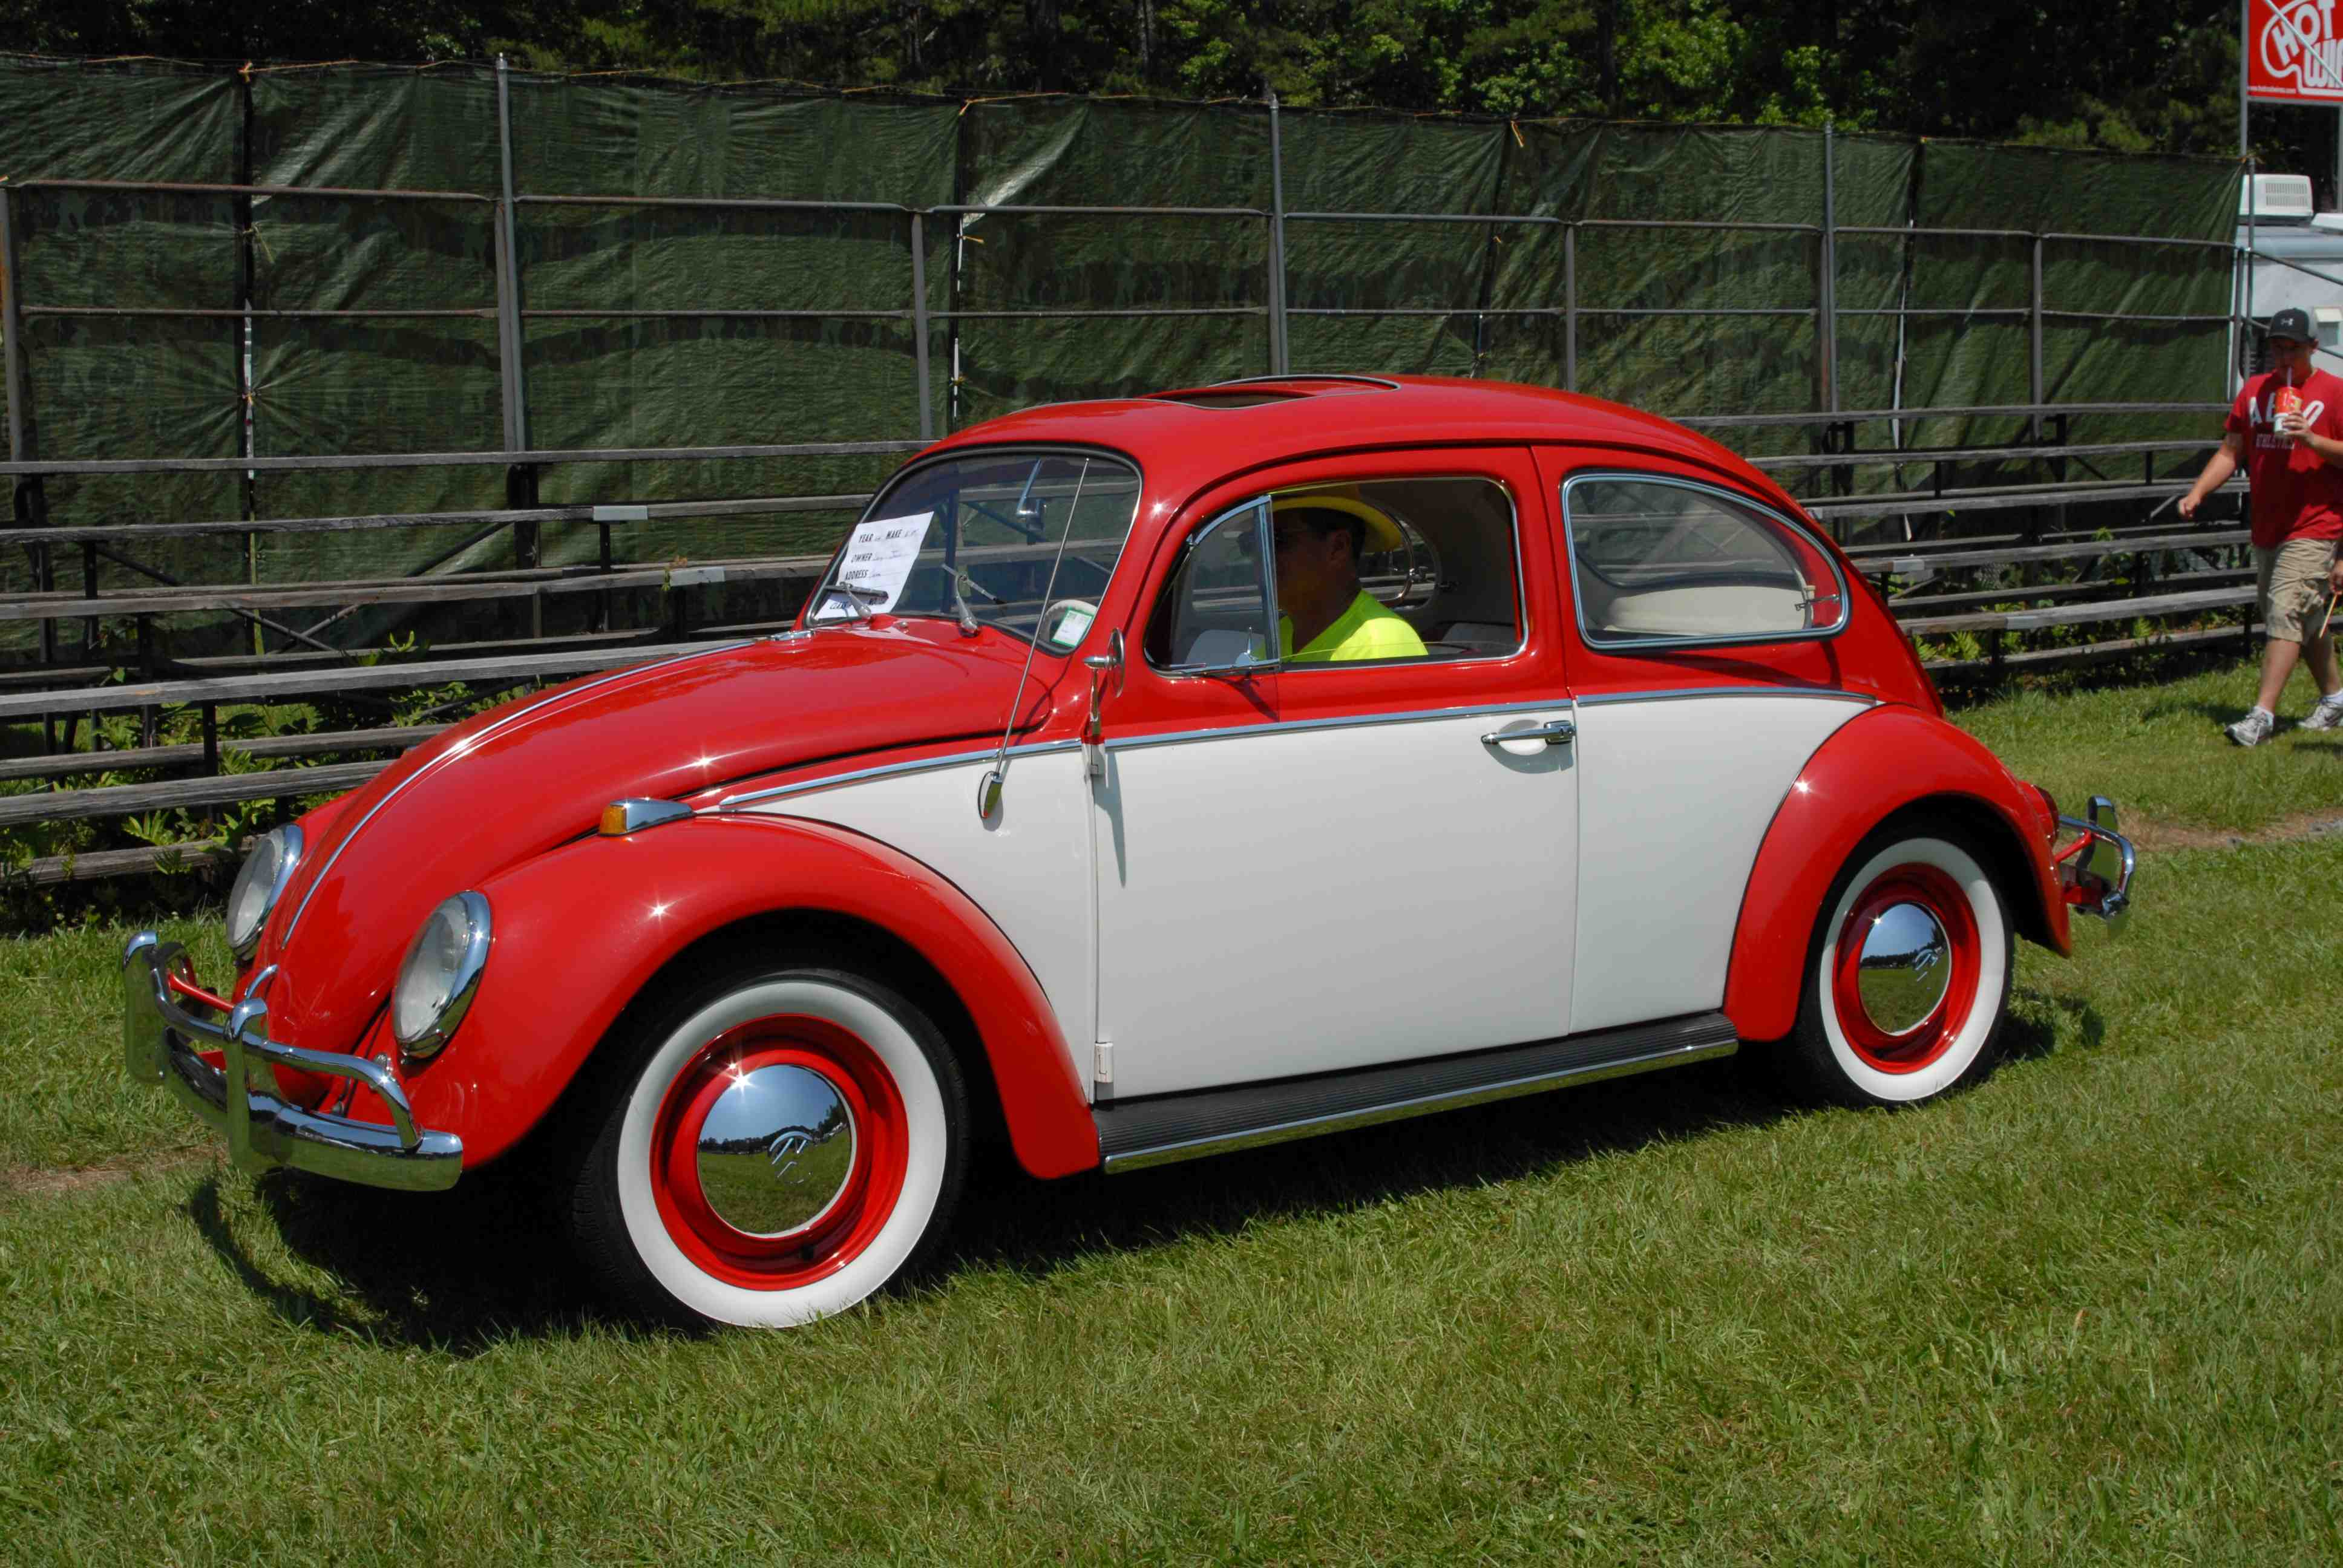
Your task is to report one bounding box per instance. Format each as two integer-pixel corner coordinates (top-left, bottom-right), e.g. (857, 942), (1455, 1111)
(808, 451), (1143, 649)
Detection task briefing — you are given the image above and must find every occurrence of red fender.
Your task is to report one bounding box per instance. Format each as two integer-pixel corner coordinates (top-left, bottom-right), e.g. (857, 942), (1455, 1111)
(1722, 705), (2069, 1043)
(362, 814), (1098, 1179)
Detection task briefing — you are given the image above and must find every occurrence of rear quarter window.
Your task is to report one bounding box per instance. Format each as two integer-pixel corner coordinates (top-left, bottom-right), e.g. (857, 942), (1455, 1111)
(1561, 472), (1847, 649)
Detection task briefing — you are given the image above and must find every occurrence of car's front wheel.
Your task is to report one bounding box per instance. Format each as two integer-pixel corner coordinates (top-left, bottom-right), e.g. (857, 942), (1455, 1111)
(567, 965), (967, 1328)
(1783, 826), (2013, 1108)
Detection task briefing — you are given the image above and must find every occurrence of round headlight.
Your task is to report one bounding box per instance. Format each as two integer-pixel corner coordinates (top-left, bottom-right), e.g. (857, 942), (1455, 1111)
(225, 825), (304, 962)
(392, 892), (491, 1057)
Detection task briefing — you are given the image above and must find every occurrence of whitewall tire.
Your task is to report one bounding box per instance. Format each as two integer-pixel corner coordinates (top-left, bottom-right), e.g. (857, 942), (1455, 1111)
(1787, 831), (2012, 1108)
(569, 968), (966, 1328)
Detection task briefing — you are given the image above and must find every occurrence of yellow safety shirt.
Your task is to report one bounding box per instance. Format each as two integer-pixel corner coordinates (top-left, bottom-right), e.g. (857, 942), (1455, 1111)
(1280, 590), (1428, 663)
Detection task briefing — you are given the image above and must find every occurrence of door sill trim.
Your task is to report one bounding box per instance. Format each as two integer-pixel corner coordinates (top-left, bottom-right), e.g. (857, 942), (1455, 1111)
(1095, 1011), (1738, 1174)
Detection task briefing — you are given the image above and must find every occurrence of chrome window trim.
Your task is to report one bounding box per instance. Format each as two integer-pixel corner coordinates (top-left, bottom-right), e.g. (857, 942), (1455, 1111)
(1103, 697), (1573, 754)
(709, 739), (1081, 812)
(281, 642), (750, 942)
(1574, 685), (1876, 708)
(808, 442), (1146, 641)
(1149, 472), (1530, 676)
(1559, 469), (1853, 654)
(1145, 497), (1280, 677)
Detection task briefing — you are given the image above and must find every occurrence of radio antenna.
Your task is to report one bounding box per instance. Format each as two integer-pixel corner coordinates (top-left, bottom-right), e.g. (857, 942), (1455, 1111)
(978, 458), (1092, 820)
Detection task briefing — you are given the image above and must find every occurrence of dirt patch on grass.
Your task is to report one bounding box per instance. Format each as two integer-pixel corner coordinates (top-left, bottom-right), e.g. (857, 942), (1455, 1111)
(2126, 810), (2343, 852)
(0, 1151), (218, 1201)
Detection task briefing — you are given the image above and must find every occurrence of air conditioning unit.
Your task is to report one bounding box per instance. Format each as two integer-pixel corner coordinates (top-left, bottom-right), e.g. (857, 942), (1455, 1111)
(2243, 174), (2316, 221)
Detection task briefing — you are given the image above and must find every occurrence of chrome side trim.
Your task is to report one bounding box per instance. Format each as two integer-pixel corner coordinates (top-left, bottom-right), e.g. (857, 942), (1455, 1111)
(1099, 1028), (1737, 1175)
(1103, 698), (1572, 754)
(1211, 373), (1404, 391)
(120, 932), (462, 1192)
(1575, 685), (1877, 708)
(710, 739), (1081, 812)
(281, 641), (749, 940)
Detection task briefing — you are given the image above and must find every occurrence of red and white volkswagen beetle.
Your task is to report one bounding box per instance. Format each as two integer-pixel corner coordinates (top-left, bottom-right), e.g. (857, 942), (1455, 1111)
(123, 376), (2135, 1328)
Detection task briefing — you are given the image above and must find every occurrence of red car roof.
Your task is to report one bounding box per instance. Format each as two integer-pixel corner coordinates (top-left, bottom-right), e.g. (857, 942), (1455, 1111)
(923, 374), (1794, 516)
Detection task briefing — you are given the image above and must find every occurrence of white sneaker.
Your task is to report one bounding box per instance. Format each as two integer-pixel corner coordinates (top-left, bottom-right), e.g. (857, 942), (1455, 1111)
(2299, 694), (2343, 732)
(2227, 708), (2276, 746)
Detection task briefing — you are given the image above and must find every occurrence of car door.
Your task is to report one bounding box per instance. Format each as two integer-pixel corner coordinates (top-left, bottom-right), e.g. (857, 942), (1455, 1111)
(1539, 449), (1874, 1034)
(1089, 448), (1579, 1101)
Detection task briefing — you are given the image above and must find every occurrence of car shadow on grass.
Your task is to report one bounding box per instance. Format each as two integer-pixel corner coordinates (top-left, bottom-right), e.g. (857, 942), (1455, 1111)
(941, 1050), (1803, 1285)
(186, 1162), (615, 1353)
(940, 984), (2105, 1286)
(189, 988), (2102, 1347)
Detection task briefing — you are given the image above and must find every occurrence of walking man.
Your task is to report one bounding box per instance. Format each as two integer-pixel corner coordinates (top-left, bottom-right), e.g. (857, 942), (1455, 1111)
(2179, 306), (2343, 745)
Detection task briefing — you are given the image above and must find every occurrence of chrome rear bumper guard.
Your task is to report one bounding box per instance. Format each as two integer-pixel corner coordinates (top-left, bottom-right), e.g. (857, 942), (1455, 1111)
(2057, 795), (2135, 935)
(122, 931), (462, 1192)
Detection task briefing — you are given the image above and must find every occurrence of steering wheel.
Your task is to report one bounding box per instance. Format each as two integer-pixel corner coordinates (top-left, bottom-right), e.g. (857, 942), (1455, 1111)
(1040, 598), (1099, 649)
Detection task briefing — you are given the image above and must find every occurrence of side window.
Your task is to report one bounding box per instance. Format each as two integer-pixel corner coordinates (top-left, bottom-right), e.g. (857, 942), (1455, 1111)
(1146, 475), (1523, 673)
(1562, 474), (1846, 647)
(1144, 501), (1277, 670)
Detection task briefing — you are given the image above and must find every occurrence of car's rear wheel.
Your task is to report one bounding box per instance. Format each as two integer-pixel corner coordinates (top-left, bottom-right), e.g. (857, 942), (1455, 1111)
(568, 966), (966, 1328)
(1784, 828), (2012, 1108)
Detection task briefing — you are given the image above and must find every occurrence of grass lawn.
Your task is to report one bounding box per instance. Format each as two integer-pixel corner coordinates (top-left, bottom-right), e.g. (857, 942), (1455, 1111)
(3, 657), (2339, 1564)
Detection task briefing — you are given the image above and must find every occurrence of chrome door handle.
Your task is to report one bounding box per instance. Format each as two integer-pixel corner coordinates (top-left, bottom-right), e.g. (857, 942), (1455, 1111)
(1482, 718), (1575, 747)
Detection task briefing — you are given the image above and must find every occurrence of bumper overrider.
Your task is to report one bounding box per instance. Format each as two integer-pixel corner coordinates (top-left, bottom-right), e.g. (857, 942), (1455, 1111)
(2057, 795), (2136, 933)
(121, 932), (462, 1191)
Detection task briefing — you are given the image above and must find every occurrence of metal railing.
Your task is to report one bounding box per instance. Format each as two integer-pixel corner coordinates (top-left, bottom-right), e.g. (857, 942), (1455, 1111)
(0, 83), (2249, 757)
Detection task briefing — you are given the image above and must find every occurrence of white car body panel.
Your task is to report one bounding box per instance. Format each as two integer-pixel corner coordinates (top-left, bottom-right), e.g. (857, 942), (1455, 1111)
(750, 748), (1096, 1086)
(1566, 691), (1868, 1033)
(1092, 706), (1579, 1100)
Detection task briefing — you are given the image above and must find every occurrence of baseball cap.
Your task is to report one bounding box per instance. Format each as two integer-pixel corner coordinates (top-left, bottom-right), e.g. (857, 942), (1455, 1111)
(2268, 306), (2315, 344)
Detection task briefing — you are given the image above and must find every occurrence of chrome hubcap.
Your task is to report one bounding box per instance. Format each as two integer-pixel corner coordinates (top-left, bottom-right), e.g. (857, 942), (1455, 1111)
(1855, 901), (1951, 1036)
(694, 1063), (857, 1239)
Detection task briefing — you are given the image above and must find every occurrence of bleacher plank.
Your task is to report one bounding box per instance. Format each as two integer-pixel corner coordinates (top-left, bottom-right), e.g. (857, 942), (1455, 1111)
(1752, 437), (2217, 472)
(0, 759), (389, 830)
(0, 637), (733, 722)
(1857, 528), (2250, 576)
(0, 724), (443, 784)
(16, 841), (238, 885)
(0, 557), (828, 625)
(1901, 584), (2255, 637)
(1805, 476), (2241, 519)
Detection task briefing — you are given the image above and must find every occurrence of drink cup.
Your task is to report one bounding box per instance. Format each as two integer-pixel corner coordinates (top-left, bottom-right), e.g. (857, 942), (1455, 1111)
(2277, 383), (2305, 437)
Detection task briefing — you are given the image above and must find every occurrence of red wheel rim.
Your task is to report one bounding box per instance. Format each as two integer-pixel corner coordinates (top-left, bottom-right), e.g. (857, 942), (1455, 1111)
(649, 1014), (907, 1290)
(1829, 863), (1980, 1074)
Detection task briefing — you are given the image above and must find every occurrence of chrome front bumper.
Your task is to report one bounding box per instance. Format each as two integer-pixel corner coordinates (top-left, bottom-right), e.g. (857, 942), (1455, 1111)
(121, 932), (462, 1192)
(2057, 795), (2135, 935)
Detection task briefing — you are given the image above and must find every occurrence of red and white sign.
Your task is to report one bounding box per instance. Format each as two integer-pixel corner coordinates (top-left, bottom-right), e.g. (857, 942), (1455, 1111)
(2252, 0), (2343, 103)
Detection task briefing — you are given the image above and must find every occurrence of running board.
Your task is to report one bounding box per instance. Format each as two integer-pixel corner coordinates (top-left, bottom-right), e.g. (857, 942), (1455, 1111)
(1095, 1011), (1740, 1174)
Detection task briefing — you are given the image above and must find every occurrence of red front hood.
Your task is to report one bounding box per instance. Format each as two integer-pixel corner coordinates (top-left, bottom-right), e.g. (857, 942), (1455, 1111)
(249, 622), (1063, 1054)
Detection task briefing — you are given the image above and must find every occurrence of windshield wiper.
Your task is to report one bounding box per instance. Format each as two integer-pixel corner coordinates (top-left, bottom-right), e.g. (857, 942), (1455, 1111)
(811, 583), (886, 624)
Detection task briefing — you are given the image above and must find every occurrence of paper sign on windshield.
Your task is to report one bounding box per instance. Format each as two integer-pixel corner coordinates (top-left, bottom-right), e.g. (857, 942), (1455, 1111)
(818, 510), (933, 617)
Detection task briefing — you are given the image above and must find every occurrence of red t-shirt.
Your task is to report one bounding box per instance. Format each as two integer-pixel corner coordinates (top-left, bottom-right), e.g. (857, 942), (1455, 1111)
(2226, 368), (2343, 547)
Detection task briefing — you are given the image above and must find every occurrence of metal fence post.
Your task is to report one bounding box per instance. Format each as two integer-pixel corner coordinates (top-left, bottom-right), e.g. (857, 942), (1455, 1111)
(1563, 221), (1578, 392)
(237, 68), (261, 659)
(1, 183), (24, 470)
(910, 211), (934, 441)
(1267, 91), (1291, 375)
(1821, 120), (1838, 414)
(1, 180), (57, 711)
(493, 54), (538, 585)
(2030, 232), (2046, 442)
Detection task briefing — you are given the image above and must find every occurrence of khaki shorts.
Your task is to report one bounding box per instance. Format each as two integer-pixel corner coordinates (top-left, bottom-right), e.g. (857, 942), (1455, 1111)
(2255, 538), (2339, 642)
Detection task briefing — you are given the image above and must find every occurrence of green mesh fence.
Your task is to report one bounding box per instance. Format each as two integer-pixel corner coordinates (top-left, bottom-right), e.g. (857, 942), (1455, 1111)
(0, 54), (2245, 665)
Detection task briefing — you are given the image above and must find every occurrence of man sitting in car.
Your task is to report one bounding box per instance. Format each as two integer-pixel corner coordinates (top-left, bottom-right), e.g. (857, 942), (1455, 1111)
(1273, 488), (1429, 662)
